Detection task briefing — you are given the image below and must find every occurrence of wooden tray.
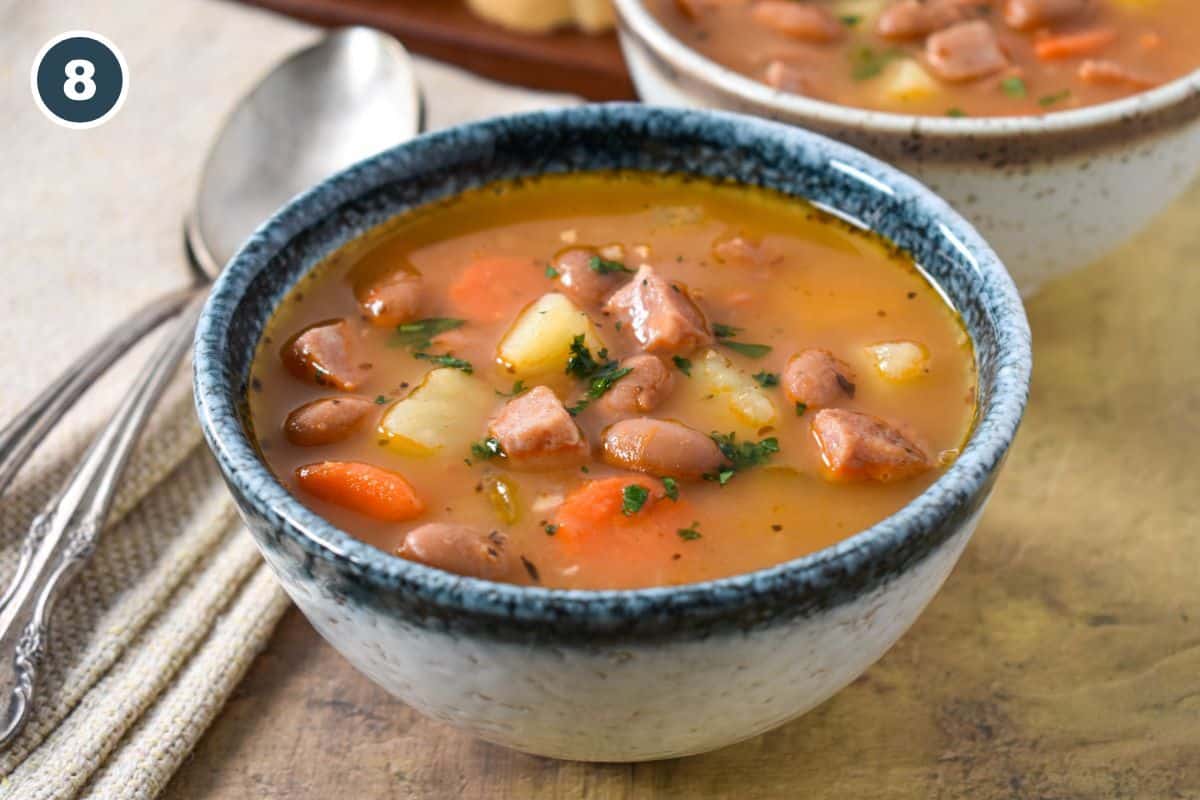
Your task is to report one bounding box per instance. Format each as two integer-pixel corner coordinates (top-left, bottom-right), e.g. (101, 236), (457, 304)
(240, 0), (636, 100)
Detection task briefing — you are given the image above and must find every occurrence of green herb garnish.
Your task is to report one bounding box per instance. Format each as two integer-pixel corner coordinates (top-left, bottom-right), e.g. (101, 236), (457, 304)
(543, 523), (558, 536)
(705, 432), (780, 484)
(388, 318), (465, 350)
(374, 395), (389, 405)
(752, 371), (779, 388)
(496, 380), (526, 397)
(839, 14), (861, 27)
(564, 335), (631, 415)
(566, 335), (604, 378)
(469, 437), (504, 460)
(1001, 76), (1027, 98)
(588, 255), (633, 275)
(672, 355), (693, 376)
(545, 265), (560, 279)
(622, 484), (650, 516)
(413, 352), (473, 374)
(946, 107), (967, 118)
(850, 46), (902, 82)
(677, 522), (702, 541)
(795, 401), (808, 416)
(1038, 89), (1071, 108)
(662, 477), (679, 502)
(713, 322), (772, 359)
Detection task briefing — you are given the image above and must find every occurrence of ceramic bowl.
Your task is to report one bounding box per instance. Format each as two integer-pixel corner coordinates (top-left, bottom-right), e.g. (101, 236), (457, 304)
(193, 104), (1031, 762)
(613, 0), (1200, 296)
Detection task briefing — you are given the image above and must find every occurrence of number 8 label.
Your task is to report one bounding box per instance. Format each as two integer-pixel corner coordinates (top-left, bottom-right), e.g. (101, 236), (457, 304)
(63, 59), (97, 102)
(31, 31), (127, 129)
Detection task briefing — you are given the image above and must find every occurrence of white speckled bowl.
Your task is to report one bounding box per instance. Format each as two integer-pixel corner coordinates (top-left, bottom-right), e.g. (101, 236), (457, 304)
(194, 106), (1031, 762)
(614, 0), (1200, 296)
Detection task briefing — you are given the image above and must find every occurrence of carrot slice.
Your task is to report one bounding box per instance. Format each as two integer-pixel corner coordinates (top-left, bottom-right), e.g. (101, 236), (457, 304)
(448, 255), (546, 322)
(553, 476), (697, 587)
(1034, 28), (1117, 61)
(295, 461), (424, 522)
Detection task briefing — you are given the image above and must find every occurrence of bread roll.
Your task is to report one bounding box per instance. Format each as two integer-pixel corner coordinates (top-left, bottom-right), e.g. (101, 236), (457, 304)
(466, 0), (615, 33)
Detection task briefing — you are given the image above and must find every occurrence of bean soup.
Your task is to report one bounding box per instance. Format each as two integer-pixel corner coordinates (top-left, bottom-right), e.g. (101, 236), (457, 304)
(647, 0), (1195, 117)
(247, 172), (977, 590)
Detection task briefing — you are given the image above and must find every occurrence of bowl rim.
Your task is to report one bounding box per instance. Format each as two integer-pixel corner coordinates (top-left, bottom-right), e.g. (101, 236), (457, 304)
(612, 0), (1200, 140)
(193, 104), (1031, 631)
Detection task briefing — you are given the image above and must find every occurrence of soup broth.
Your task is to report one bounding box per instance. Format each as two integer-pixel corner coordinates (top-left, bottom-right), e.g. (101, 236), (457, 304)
(247, 172), (977, 590)
(647, 0), (1196, 117)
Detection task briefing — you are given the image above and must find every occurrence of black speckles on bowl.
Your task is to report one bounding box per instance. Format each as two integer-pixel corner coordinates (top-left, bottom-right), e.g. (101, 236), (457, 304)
(193, 105), (1031, 760)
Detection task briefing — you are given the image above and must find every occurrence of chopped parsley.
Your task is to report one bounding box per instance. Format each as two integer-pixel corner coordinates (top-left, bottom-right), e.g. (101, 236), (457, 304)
(588, 255), (633, 275)
(946, 108), (967, 118)
(795, 401), (808, 416)
(839, 14), (861, 27)
(543, 523), (558, 536)
(752, 371), (779, 388)
(672, 355), (693, 376)
(705, 432), (780, 484)
(677, 522), (702, 541)
(387, 318), (464, 351)
(495, 380), (526, 397)
(469, 437), (504, 460)
(621, 484), (650, 516)
(413, 352), (473, 374)
(1000, 76), (1027, 98)
(545, 265), (560, 279)
(662, 477), (679, 502)
(374, 395), (389, 405)
(564, 335), (631, 415)
(713, 322), (772, 359)
(1038, 89), (1071, 108)
(850, 46), (902, 82)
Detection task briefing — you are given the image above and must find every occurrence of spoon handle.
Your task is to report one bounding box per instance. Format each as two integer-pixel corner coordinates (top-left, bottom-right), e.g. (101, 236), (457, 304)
(0, 296), (204, 749)
(0, 284), (199, 499)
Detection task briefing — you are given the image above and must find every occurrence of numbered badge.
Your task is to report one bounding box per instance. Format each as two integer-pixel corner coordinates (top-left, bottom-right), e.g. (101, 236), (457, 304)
(31, 31), (128, 129)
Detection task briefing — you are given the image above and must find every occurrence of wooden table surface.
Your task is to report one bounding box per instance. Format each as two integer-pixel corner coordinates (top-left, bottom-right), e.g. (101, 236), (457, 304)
(163, 179), (1200, 798)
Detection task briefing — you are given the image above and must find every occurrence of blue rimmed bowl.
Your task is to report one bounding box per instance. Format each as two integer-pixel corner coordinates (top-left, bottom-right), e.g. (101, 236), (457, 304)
(193, 104), (1031, 762)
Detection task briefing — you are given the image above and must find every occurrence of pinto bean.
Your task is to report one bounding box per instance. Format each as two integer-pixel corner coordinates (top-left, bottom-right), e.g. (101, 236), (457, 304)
(355, 268), (422, 327)
(553, 247), (628, 307)
(925, 20), (1009, 82)
(398, 524), (515, 581)
(280, 318), (367, 391)
(1003, 0), (1091, 31)
(876, 0), (985, 40)
(489, 385), (590, 470)
(750, 1), (842, 43)
(283, 396), (375, 446)
(1077, 59), (1154, 89)
(603, 264), (712, 356)
(602, 418), (727, 480)
(596, 355), (676, 417)
(811, 408), (930, 482)
(782, 349), (857, 410)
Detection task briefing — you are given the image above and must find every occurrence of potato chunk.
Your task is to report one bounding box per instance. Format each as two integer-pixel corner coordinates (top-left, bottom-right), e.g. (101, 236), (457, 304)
(379, 368), (496, 457)
(879, 59), (941, 104)
(696, 349), (778, 429)
(865, 341), (930, 382)
(496, 292), (606, 378)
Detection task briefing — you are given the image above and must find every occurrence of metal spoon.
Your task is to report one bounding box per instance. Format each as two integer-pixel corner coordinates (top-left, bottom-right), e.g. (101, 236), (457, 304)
(0, 27), (422, 748)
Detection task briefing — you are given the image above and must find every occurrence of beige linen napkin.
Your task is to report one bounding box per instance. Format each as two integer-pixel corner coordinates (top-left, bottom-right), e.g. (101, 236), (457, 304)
(0, 1), (575, 796)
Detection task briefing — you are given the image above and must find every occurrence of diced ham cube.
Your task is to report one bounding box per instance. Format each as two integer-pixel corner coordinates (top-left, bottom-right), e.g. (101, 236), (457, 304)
(280, 319), (367, 391)
(925, 20), (1009, 82)
(1003, 0), (1091, 31)
(603, 264), (712, 356)
(811, 408), (931, 482)
(595, 355), (676, 417)
(488, 386), (589, 470)
(782, 349), (857, 410)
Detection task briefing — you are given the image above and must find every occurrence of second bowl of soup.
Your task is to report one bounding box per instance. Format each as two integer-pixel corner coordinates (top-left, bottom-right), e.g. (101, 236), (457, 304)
(194, 105), (1030, 761)
(615, 0), (1200, 294)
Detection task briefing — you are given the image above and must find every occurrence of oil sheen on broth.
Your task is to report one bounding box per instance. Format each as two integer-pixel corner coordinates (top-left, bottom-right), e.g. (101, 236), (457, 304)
(247, 172), (977, 590)
(649, 0), (1195, 117)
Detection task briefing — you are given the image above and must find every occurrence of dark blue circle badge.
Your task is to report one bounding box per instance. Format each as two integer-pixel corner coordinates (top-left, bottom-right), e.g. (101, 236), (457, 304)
(32, 32), (128, 129)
